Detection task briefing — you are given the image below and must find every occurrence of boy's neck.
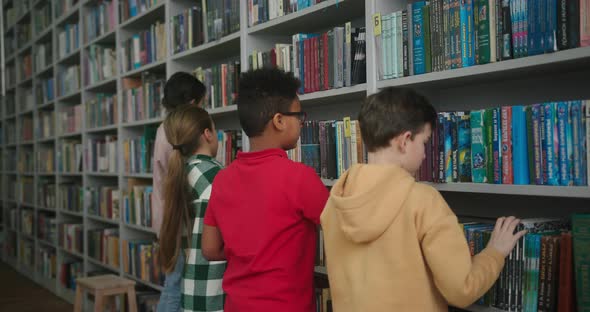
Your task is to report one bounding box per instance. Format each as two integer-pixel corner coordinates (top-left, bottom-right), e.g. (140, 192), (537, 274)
(367, 149), (404, 167)
(248, 136), (284, 153)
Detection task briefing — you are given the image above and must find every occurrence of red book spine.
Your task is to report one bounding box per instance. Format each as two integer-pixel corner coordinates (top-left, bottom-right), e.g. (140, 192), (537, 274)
(323, 33), (329, 91)
(304, 39), (311, 94)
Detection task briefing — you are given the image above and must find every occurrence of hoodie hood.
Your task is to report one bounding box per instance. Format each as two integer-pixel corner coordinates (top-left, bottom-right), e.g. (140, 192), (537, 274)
(325, 164), (415, 244)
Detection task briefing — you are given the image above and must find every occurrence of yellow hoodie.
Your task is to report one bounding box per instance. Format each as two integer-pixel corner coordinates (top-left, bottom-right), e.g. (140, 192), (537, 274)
(320, 164), (506, 311)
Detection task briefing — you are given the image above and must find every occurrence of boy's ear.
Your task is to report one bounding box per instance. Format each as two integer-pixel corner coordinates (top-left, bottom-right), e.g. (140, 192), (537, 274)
(271, 113), (287, 131)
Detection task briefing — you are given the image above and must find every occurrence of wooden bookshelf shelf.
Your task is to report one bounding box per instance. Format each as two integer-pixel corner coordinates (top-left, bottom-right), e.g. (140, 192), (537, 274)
(86, 124), (117, 133)
(171, 32), (241, 63)
(84, 76), (117, 92)
(119, 1), (165, 30)
(60, 210), (84, 217)
(122, 116), (164, 128)
(55, 4), (80, 26)
(36, 64), (55, 76)
(123, 223), (157, 235)
(57, 47), (81, 65)
(85, 29), (116, 48)
(430, 183), (590, 198)
(34, 26), (52, 42)
(87, 257), (120, 273)
(38, 238), (56, 248)
(86, 171), (118, 178)
(59, 247), (84, 259)
(87, 214), (119, 225)
(59, 130), (83, 138)
(121, 59), (166, 78)
(37, 137), (56, 143)
(56, 90), (81, 103)
(299, 83), (367, 107)
(124, 173), (153, 179)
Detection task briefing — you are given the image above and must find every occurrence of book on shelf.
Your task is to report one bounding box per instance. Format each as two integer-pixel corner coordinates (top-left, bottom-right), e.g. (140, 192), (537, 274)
(20, 88), (34, 112)
(86, 135), (118, 173)
(57, 64), (80, 97)
(5, 34), (17, 58)
(21, 115), (34, 141)
(58, 104), (82, 135)
(6, 93), (16, 116)
(123, 126), (157, 174)
(20, 209), (34, 236)
(84, 44), (117, 86)
(88, 228), (119, 268)
(59, 260), (83, 290)
(375, 0), (590, 81)
(84, 0), (116, 43)
(58, 23), (80, 59)
(7, 179), (18, 201)
(171, 0), (240, 54)
(247, 0), (326, 27)
(250, 25), (367, 94)
(9, 208), (18, 230)
(6, 120), (16, 144)
(18, 178), (35, 205)
(193, 61), (241, 110)
(288, 119), (368, 180)
(119, 0), (161, 23)
(16, 23), (32, 48)
(55, 0), (80, 19)
(120, 21), (167, 73)
(34, 41), (52, 73)
(85, 186), (120, 220)
(19, 239), (34, 268)
(59, 140), (83, 173)
(123, 179), (153, 228)
(38, 146), (55, 173)
(4, 232), (17, 258)
(121, 238), (164, 286)
(59, 223), (83, 254)
(58, 183), (83, 213)
(38, 247), (57, 280)
(216, 130), (245, 167)
(34, 2), (52, 36)
(6, 63), (16, 88)
(417, 100), (588, 187)
(38, 179), (56, 209)
(38, 213), (57, 244)
(122, 73), (165, 123)
(37, 110), (55, 139)
(85, 94), (117, 130)
(19, 53), (33, 81)
(17, 148), (33, 172)
(35, 77), (55, 104)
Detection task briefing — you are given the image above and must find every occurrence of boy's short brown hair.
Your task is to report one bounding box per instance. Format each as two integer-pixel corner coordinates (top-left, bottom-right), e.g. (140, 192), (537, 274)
(359, 87), (437, 152)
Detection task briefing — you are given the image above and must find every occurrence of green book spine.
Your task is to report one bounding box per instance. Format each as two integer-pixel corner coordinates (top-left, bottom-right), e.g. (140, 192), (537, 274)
(470, 110), (487, 182)
(477, 0), (491, 64)
(573, 214), (590, 311)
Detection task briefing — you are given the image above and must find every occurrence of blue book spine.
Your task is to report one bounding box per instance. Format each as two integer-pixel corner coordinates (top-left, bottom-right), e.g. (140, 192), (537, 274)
(512, 106), (530, 184)
(582, 101), (588, 186)
(566, 101), (575, 186)
(457, 112), (472, 182)
(444, 113), (453, 182)
(492, 107), (502, 184)
(413, 1), (427, 75)
(527, 0), (535, 55)
(460, 0), (472, 67)
(438, 114), (446, 182)
(557, 102), (571, 185)
(546, 0), (557, 52)
(298, 34), (306, 94)
(544, 102), (559, 185)
(571, 101), (583, 185)
(471, 110), (487, 183)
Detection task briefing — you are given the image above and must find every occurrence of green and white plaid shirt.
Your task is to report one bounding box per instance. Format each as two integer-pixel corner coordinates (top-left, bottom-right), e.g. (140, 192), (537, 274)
(182, 154), (226, 312)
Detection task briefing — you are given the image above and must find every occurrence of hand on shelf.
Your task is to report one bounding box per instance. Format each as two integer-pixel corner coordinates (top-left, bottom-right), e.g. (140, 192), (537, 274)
(486, 216), (527, 257)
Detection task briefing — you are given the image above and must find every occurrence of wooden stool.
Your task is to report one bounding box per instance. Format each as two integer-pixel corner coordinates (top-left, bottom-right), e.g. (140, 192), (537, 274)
(73, 274), (137, 312)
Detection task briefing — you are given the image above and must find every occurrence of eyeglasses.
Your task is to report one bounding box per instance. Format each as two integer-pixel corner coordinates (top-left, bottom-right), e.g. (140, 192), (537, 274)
(279, 111), (307, 123)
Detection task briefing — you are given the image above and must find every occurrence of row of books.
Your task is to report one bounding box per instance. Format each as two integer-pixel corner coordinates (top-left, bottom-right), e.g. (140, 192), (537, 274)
(88, 228), (119, 268)
(21, 209), (34, 236)
(193, 61), (241, 110)
(33, 2), (52, 37)
(18, 149), (34, 172)
(289, 119), (368, 180)
(247, 0), (325, 27)
(216, 130), (245, 167)
(59, 223), (83, 254)
(38, 247), (57, 280)
(84, 44), (117, 86)
(4, 0), (29, 28)
(86, 135), (118, 173)
(57, 64), (80, 97)
(38, 214), (57, 243)
(20, 239), (34, 268)
(84, 0), (116, 44)
(38, 180), (56, 209)
(59, 183), (83, 213)
(20, 88), (35, 112)
(5, 120), (16, 144)
(123, 127), (156, 174)
(55, 0), (79, 20)
(171, 0), (240, 54)
(34, 41), (52, 73)
(119, 0), (160, 23)
(86, 93), (118, 129)
(59, 104), (82, 135)
(58, 140), (83, 173)
(121, 239), (164, 287)
(59, 261), (83, 290)
(120, 21), (167, 73)
(465, 215), (589, 311)
(38, 146), (55, 173)
(36, 77), (55, 104)
(419, 101), (588, 186)
(19, 53), (33, 81)
(123, 181), (153, 228)
(122, 74), (165, 123)
(21, 116), (34, 141)
(18, 178), (35, 205)
(87, 186), (120, 220)
(38, 110), (55, 139)
(376, 0), (590, 80)
(16, 24), (32, 49)
(58, 23), (80, 60)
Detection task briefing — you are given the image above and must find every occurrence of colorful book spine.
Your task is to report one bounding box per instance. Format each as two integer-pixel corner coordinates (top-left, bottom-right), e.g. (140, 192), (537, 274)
(544, 102), (559, 185)
(571, 100), (583, 185)
(458, 111), (472, 182)
(557, 102), (572, 186)
(531, 104), (544, 184)
(492, 107), (503, 184)
(444, 112), (453, 182)
(512, 106), (530, 185)
(501, 106), (513, 184)
(413, 1), (427, 75)
(471, 110), (488, 183)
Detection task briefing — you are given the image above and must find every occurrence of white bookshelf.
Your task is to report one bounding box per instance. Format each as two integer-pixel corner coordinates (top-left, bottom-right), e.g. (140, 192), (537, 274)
(1, 0), (589, 311)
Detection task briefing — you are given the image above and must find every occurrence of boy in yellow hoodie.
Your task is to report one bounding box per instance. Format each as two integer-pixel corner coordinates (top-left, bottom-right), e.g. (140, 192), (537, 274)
(320, 87), (527, 311)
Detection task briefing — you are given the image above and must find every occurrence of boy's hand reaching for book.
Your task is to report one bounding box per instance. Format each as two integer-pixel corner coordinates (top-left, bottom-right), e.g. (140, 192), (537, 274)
(487, 216), (527, 257)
